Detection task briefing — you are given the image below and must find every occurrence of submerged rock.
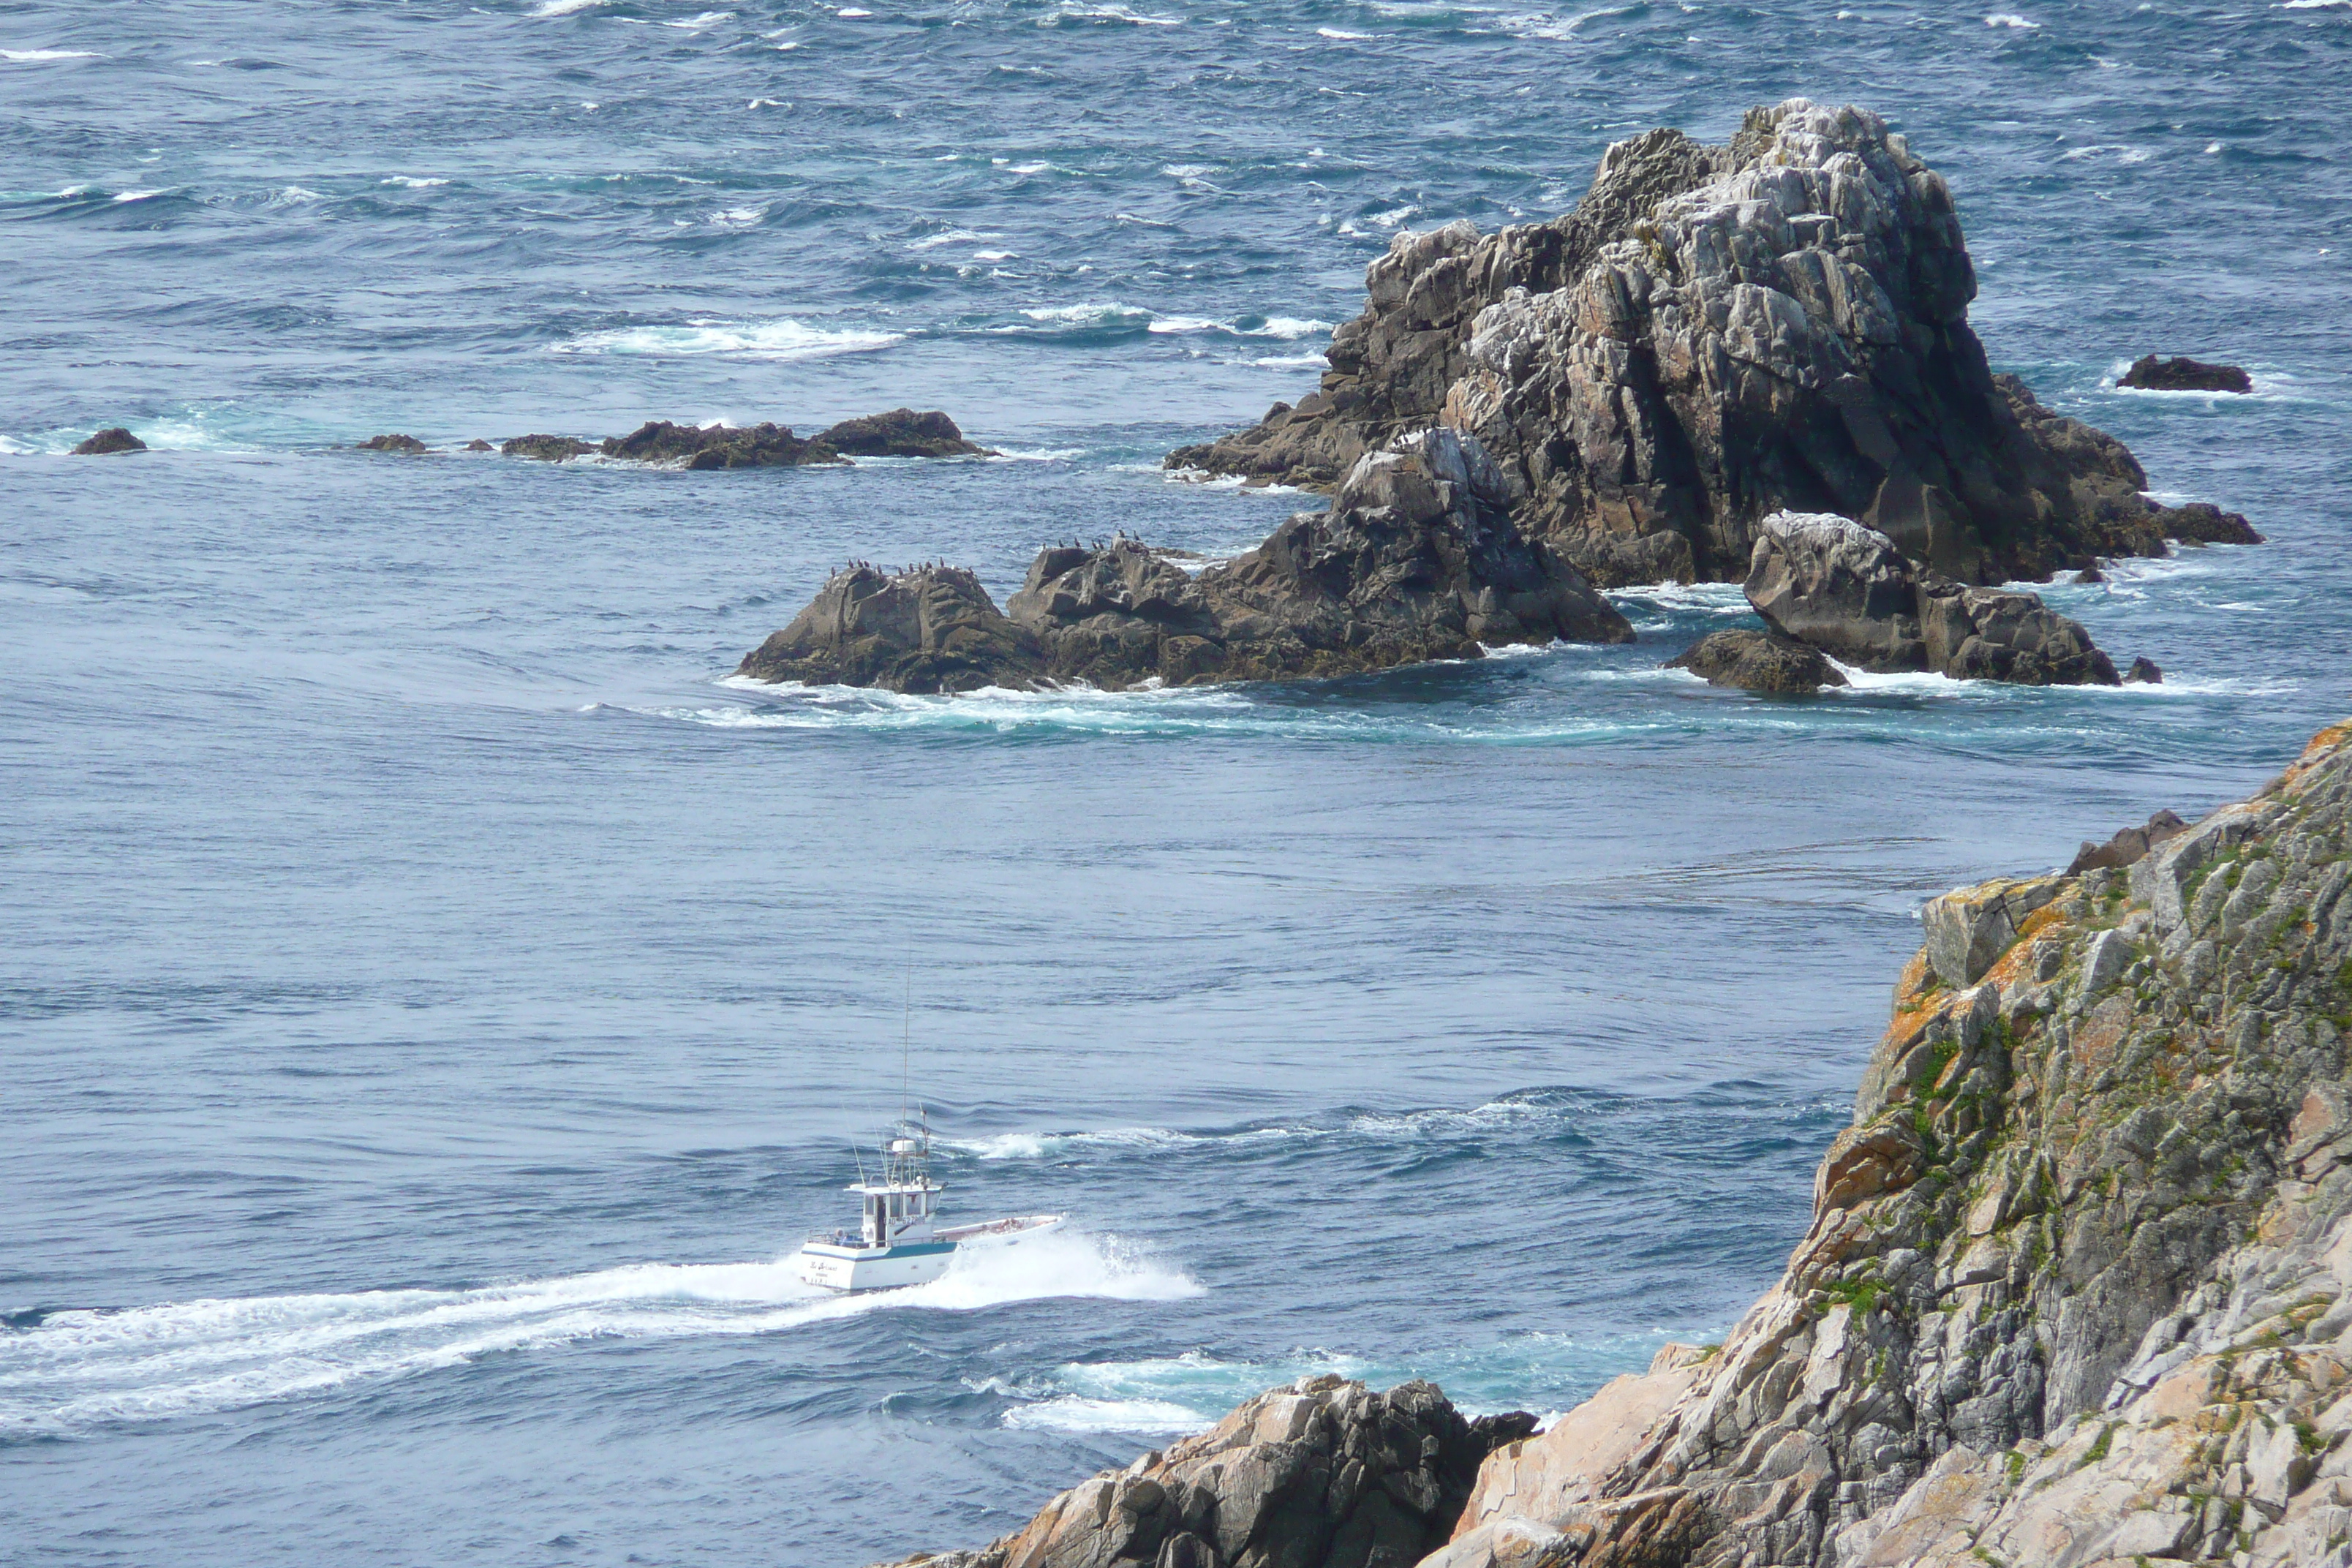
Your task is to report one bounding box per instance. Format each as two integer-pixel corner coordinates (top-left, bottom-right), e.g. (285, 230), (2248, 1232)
(71, 427), (146, 455)
(815, 408), (994, 459)
(1666, 628), (1848, 694)
(1168, 101), (2253, 587)
(739, 428), (1633, 693)
(356, 433), (429, 453)
(1745, 511), (2120, 685)
(500, 434), (596, 461)
(2119, 353), (2253, 393)
(870, 1376), (1534, 1568)
(2123, 655), (2163, 684)
(463, 439), (494, 452)
(600, 420), (848, 469)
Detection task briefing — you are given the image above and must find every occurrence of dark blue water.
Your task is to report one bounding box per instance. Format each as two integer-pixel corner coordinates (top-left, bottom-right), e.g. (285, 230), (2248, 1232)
(3, 1), (2348, 1564)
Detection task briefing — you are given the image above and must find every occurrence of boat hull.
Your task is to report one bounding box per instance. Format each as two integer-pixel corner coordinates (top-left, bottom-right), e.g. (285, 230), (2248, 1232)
(793, 1239), (955, 1292)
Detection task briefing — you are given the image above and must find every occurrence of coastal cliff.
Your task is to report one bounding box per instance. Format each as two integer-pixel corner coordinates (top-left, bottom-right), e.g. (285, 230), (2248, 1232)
(1169, 100), (2256, 589)
(879, 719), (2352, 1568)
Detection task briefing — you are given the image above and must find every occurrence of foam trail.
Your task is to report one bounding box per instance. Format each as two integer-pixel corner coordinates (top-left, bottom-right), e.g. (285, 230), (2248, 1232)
(551, 317), (902, 361)
(0, 1231), (1194, 1435)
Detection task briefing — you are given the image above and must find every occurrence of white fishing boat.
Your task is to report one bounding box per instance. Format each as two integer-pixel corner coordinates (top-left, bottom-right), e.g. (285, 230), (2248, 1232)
(792, 1117), (1062, 1292)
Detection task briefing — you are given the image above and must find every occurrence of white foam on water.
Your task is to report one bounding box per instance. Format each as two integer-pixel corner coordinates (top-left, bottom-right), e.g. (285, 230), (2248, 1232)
(0, 1231), (1194, 1436)
(1047, 3), (1186, 23)
(1, 47), (104, 60)
(381, 175), (449, 187)
(2282, 1), (2351, 10)
(551, 317), (903, 361)
(1316, 26), (1379, 38)
(837, 6), (873, 15)
(989, 1327), (1717, 1436)
(1000, 1395), (1210, 1433)
(908, 227), (1000, 250)
(113, 189), (167, 203)
(531, 0), (611, 15)
(1251, 353), (1329, 369)
(1984, 12), (2039, 26)
(1017, 301), (1156, 330)
(665, 10), (735, 26)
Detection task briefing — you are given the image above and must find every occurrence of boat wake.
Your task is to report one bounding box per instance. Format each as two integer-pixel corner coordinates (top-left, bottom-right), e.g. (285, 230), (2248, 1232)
(0, 1230), (1195, 1437)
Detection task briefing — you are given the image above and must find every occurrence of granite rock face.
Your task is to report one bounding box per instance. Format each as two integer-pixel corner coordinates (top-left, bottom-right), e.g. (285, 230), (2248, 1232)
(1666, 629), (1847, 695)
(872, 1377), (1535, 1568)
(1744, 510), (2121, 685)
(71, 427), (146, 455)
(738, 429), (1633, 693)
(2119, 353), (2254, 394)
(1427, 719), (2352, 1567)
(1169, 101), (2259, 588)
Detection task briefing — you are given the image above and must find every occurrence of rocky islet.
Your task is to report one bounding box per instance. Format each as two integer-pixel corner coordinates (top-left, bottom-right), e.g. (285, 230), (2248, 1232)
(737, 98), (2263, 700)
(2119, 354), (2255, 395)
(1166, 102), (2252, 592)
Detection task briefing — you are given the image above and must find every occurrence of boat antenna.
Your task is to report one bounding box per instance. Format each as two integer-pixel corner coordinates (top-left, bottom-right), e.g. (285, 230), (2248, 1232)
(901, 959), (913, 1128)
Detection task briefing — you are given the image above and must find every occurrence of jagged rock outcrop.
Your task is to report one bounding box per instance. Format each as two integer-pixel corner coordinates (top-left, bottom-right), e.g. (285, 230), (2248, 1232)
(1666, 630), (1847, 695)
(878, 721), (2352, 1568)
(737, 429), (1632, 693)
(71, 427), (146, 455)
(600, 419), (848, 469)
(875, 1377), (1536, 1568)
(1169, 101), (2260, 588)
(818, 408), (994, 459)
(356, 433), (429, 453)
(1744, 510), (2122, 686)
(2120, 354), (2253, 394)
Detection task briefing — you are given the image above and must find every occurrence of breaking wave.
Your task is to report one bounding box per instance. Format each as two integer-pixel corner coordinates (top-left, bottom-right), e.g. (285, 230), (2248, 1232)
(983, 1329), (1715, 1436)
(550, 317), (905, 361)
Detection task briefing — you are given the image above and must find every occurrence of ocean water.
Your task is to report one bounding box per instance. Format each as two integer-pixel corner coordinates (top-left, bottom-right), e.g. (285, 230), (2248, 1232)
(2, 1), (2348, 1564)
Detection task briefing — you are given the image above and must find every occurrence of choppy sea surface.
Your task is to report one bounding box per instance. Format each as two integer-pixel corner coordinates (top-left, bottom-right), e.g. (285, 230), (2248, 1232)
(3, 1), (2349, 1564)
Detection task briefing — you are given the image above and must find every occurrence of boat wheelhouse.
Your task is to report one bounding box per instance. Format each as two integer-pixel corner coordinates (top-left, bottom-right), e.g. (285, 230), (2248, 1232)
(792, 1117), (1061, 1292)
